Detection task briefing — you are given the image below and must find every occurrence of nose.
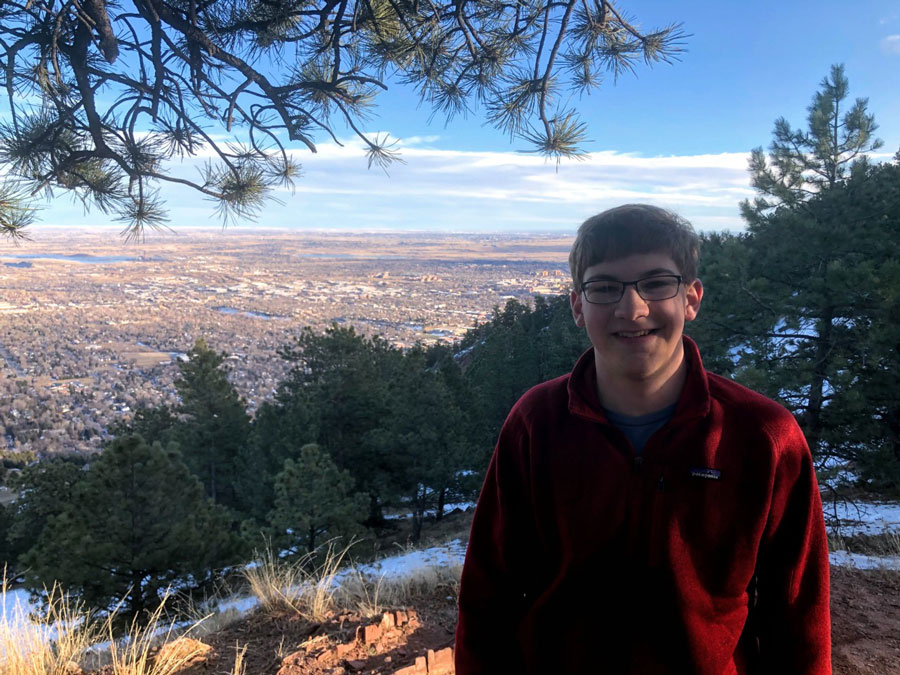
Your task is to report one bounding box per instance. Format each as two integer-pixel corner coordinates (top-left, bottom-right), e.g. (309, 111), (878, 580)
(614, 285), (650, 320)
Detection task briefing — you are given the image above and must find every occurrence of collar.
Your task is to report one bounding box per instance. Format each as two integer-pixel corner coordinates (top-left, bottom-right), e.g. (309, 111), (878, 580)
(567, 335), (712, 425)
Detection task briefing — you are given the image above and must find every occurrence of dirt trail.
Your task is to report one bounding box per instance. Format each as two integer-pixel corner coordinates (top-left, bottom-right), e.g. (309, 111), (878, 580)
(176, 565), (899, 674)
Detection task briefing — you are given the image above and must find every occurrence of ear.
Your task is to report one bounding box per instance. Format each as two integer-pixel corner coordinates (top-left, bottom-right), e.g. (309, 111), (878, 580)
(683, 278), (703, 322)
(570, 289), (586, 327)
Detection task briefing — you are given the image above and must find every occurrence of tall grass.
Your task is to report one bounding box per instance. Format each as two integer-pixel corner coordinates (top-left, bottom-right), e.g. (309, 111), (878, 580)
(98, 592), (210, 675)
(0, 578), (233, 675)
(0, 578), (100, 675)
(244, 539), (463, 621)
(337, 561), (462, 618)
(243, 539), (352, 621)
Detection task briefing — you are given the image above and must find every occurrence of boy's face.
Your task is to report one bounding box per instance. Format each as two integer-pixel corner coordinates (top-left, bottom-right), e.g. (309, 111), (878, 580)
(570, 252), (703, 387)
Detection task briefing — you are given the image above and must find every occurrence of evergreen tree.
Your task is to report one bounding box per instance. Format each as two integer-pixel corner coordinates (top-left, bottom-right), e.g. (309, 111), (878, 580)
(0, 502), (13, 571)
(268, 444), (367, 554)
(22, 435), (240, 621)
(6, 456), (86, 568)
(463, 295), (589, 440)
(173, 339), (251, 515)
(278, 325), (397, 522)
(373, 346), (476, 541)
(742, 63), (883, 220)
(242, 395), (317, 524)
(110, 405), (178, 446)
(692, 65), (900, 495)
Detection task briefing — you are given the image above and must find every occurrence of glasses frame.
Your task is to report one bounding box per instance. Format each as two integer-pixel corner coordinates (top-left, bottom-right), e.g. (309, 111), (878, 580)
(581, 274), (684, 305)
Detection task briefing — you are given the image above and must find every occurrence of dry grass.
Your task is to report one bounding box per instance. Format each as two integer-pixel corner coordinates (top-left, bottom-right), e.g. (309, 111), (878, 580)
(244, 539), (463, 622)
(337, 559), (462, 618)
(0, 578), (244, 675)
(96, 593), (210, 675)
(230, 643), (247, 675)
(829, 530), (900, 557)
(243, 540), (352, 622)
(0, 578), (101, 675)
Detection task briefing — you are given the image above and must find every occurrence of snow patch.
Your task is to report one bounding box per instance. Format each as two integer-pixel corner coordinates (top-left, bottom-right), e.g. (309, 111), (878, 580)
(829, 551), (900, 571)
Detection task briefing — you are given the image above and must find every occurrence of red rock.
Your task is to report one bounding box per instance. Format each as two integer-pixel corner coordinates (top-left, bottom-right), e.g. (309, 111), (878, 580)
(280, 651), (306, 667)
(427, 647), (455, 674)
(395, 610), (408, 626)
(394, 658), (427, 675)
(363, 623), (382, 643)
(335, 642), (355, 658)
(381, 611), (395, 629)
(346, 660), (367, 672)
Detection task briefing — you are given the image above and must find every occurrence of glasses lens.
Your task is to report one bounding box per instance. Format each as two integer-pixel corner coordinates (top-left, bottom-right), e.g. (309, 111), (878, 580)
(636, 276), (680, 300)
(584, 281), (624, 304)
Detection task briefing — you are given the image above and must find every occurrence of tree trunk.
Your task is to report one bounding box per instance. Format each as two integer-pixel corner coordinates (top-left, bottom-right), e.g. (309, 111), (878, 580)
(130, 570), (145, 622)
(411, 488), (425, 543)
(308, 523), (316, 554)
(804, 305), (834, 455)
(209, 460), (217, 504)
(365, 493), (384, 527)
(436, 487), (446, 521)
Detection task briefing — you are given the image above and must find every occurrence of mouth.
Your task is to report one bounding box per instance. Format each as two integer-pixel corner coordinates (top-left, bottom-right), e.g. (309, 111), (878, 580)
(614, 329), (657, 338)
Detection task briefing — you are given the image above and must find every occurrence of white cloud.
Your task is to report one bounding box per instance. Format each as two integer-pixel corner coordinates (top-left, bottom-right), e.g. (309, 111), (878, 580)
(270, 143), (758, 232)
(28, 135), (761, 233)
(881, 35), (900, 54)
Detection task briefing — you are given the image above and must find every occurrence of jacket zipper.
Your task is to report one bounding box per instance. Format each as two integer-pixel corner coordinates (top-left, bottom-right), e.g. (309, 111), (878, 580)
(648, 470), (666, 565)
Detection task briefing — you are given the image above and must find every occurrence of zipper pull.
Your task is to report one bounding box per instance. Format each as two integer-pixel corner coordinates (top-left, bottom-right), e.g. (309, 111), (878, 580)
(657, 474), (665, 492)
(633, 455), (643, 472)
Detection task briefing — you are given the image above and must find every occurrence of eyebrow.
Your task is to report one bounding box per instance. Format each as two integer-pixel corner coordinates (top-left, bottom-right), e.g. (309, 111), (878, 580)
(584, 267), (678, 282)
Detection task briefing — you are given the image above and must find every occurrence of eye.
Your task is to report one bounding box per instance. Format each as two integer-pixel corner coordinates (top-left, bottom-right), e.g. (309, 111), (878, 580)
(641, 278), (672, 290)
(587, 281), (620, 293)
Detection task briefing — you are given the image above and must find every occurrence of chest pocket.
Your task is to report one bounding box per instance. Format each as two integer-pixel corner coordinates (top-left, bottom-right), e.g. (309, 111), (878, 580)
(658, 463), (759, 600)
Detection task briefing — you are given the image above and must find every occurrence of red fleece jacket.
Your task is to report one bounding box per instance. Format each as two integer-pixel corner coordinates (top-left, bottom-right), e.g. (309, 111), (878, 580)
(455, 337), (831, 674)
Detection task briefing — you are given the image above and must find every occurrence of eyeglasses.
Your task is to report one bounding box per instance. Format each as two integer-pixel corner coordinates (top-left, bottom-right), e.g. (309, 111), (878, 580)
(581, 274), (683, 305)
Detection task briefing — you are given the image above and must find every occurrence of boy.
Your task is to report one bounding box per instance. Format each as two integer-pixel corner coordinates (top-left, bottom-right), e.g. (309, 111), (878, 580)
(455, 205), (831, 673)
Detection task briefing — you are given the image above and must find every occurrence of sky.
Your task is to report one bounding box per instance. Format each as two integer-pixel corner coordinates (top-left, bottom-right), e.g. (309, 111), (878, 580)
(28, 0), (900, 236)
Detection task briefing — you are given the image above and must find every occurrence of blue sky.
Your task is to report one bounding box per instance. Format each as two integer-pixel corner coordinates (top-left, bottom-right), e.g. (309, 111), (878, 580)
(32, 0), (900, 236)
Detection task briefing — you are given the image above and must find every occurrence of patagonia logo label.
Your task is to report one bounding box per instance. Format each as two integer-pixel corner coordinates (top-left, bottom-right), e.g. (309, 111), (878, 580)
(689, 467), (722, 480)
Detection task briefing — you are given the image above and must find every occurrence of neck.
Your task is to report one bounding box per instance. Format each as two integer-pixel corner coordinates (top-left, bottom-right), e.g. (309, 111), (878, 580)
(594, 346), (688, 417)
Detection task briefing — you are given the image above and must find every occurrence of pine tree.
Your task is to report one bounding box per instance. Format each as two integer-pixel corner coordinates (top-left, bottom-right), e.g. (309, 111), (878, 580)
(22, 434), (240, 621)
(269, 444), (367, 554)
(692, 66), (900, 494)
(6, 456), (86, 567)
(278, 325), (397, 523)
(173, 338), (251, 515)
(742, 63), (883, 220)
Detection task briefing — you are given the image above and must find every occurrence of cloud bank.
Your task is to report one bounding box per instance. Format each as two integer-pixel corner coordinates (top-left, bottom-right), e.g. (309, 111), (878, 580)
(272, 139), (754, 233)
(39, 136), (758, 234)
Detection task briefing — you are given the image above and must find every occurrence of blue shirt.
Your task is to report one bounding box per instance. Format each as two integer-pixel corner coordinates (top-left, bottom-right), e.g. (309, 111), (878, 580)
(604, 403), (677, 454)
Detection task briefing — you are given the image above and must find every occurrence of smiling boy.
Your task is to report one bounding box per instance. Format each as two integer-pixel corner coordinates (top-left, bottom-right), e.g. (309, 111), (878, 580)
(455, 205), (831, 673)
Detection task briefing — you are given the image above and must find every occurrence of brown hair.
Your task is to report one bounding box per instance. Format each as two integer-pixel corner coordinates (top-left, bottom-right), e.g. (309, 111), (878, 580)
(568, 204), (700, 289)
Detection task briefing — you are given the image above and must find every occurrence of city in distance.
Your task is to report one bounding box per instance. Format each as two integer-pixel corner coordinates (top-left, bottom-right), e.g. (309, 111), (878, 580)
(0, 229), (573, 459)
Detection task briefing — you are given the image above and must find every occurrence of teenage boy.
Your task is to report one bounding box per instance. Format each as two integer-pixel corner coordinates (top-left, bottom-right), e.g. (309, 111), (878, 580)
(455, 205), (831, 673)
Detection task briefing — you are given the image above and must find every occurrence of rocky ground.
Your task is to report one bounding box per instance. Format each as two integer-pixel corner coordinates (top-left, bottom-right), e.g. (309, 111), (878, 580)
(831, 566), (900, 674)
(158, 559), (900, 675)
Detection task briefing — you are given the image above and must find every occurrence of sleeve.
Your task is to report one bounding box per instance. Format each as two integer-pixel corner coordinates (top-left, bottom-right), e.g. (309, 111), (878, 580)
(454, 410), (536, 674)
(755, 418), (831, 674)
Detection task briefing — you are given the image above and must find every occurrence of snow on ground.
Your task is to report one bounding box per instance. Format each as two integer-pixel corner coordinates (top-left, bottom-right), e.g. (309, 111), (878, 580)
(350, 539), (466, 580)
(823, 500), (900, 537)
(829, 551), (900, 571)
(5, 502), (900, 631)
(214, 539), (467, 618)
